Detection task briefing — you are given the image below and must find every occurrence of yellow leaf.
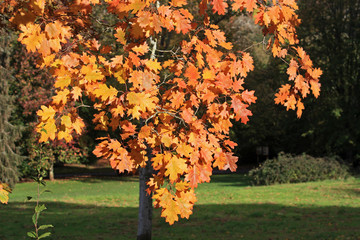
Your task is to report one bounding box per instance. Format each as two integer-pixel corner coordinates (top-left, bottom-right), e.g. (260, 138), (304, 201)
(175, 191), (195, 219)
(19, 23), (42, 52)
(176, 142), (193, 158)
(145, 59), (162, 73)
(175, 181), (189, 192)
(45, 22), (61, 39)
(37, 105), (56, 121)
(114, 70), (125, 84)
(165, 155), (187, 183)
(52, 89), (70, 105)
(61, 114), (72, 128)
(54, 69), (71, 89)
(34, 0), (46, 13)
(81, 65), (104, 83)
(58, 130), (72, 142)
(202, 68), (215, 80)
(37, 119), (57, 142)
(161, 197), (180, 225)
(127, 92), (157, 114)
(155, 188), (180, 225)
(93, 84), (118, 102)
(111, 105), (125, 117)
(0, 183), (11, 204)
(161, 134), (173, 148)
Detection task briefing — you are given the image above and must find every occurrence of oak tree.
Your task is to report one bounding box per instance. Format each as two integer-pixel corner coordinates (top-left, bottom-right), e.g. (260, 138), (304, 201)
(0, 0), (321, 238)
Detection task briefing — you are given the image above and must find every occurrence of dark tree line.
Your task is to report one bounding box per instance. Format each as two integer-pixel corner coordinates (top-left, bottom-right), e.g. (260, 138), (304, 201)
(230, 0), (360, 169)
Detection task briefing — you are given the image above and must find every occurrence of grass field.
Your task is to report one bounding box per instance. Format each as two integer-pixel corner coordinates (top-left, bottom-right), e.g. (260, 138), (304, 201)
(1, 174), (359, 240)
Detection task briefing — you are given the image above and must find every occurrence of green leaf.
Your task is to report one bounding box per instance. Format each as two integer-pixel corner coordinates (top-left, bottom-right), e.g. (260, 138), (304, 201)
(27, 231), (37, 238)
(38, 224), (54, 230)
(35, 204), (47, 213)
(38, 232), (52, 239)
(32, 213), (37, 225)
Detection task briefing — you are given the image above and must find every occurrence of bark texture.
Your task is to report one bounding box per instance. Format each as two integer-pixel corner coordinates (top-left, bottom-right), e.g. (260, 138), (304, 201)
(137, 158), (153, 240)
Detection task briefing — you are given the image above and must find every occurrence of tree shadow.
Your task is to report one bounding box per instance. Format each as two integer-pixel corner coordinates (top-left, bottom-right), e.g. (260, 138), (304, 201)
(334, 187), (360, 196)
(1, 201), (359, 240)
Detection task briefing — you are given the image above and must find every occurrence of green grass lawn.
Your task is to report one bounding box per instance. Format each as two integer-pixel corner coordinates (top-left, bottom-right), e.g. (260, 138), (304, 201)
(1, 174), (359, 240)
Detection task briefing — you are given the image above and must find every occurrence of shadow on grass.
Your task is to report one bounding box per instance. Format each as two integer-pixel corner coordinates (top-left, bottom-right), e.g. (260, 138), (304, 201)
(209, 174), (252, 187)
(335, 187), (360, 196)
(67, 176), (139, 184)
(1, 201), (359, 240)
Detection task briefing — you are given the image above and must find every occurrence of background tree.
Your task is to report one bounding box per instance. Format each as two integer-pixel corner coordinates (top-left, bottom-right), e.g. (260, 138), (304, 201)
(1, 0), (321, 239)
(0, 28), (23, 188)
(6, 34), (91, 181)
(226, 0), (360, 166)
(296, 0), (360, 167)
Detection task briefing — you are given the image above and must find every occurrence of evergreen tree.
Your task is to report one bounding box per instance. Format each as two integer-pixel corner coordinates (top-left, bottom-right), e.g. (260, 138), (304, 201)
(0, 29), (23, 187)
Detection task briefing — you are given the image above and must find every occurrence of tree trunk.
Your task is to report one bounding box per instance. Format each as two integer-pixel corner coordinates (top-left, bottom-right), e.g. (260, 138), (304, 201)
(137, 158), (153, 240)
(49, 160), (54, 181)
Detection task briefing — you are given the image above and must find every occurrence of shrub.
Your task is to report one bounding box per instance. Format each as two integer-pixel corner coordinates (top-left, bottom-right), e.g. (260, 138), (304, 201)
(248, 153), (350, 185)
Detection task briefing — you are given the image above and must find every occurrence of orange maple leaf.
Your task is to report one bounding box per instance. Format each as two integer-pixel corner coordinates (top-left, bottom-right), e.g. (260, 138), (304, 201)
(211, 0), (228, 15)
(287, 59), (298, 80)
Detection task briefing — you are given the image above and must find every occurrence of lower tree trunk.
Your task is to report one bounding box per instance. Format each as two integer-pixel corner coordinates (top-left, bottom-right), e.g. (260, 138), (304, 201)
(49, 161), (54, 181)
(137, 159), (153, 240)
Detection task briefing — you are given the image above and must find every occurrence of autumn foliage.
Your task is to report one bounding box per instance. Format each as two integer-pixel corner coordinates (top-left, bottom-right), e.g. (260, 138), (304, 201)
(0, 0), (321, 223)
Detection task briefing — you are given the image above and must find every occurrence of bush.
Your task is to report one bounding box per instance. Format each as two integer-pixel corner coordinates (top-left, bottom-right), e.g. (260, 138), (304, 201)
(248, 153), (350, 185)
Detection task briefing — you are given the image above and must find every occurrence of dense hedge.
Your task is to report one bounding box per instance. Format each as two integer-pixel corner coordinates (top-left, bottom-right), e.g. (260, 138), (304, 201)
(248, 153), (349, 185)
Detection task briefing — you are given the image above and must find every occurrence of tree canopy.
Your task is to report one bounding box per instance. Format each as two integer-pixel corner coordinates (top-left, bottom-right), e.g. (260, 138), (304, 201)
(0, 0), (321, 229)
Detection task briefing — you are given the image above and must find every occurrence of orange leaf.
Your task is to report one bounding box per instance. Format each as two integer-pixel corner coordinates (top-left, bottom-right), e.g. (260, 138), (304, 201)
(115, 27), (126, 45)
(310, 80), (321, 98)
(73, 117), (85, 135)
(287, 59), (298, 80)
(180, 108), (194, 123)
(170, 0), (187, 7)
(132, 42), (149, 55)
(185, 162), (212, 188)
(184, 64), (200, 86)
(211, 0), (228, 15)
(71, 87), (82, 101)
(231, 95), (252, 124)
(296, 100), (304, 118)
(223, 152), (238, 172)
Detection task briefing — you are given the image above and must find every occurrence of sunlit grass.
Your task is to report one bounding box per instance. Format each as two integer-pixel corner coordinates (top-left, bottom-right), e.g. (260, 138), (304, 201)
(1, 174), (359, 239)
